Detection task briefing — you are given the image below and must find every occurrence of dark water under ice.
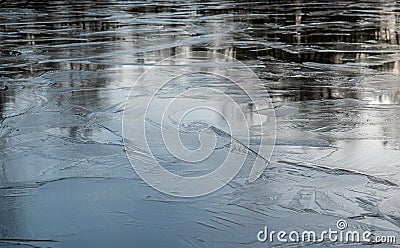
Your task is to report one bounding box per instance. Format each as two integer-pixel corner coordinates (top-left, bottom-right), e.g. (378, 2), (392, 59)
(0, 0), (400, 247)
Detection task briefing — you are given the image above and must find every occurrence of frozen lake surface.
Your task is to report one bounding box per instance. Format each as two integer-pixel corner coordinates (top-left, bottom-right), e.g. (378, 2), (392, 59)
(0, 0), (400, 247)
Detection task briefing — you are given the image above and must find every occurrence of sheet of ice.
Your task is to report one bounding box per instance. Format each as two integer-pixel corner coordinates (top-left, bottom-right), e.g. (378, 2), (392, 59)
(0, 0), (399, 247)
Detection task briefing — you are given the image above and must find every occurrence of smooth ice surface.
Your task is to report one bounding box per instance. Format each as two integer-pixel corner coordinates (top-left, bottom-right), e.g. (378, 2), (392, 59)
(0, 0), (400, 247)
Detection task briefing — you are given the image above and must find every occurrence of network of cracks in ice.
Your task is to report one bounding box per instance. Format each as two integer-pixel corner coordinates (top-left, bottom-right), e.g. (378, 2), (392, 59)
(0, 0), (400, 247)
